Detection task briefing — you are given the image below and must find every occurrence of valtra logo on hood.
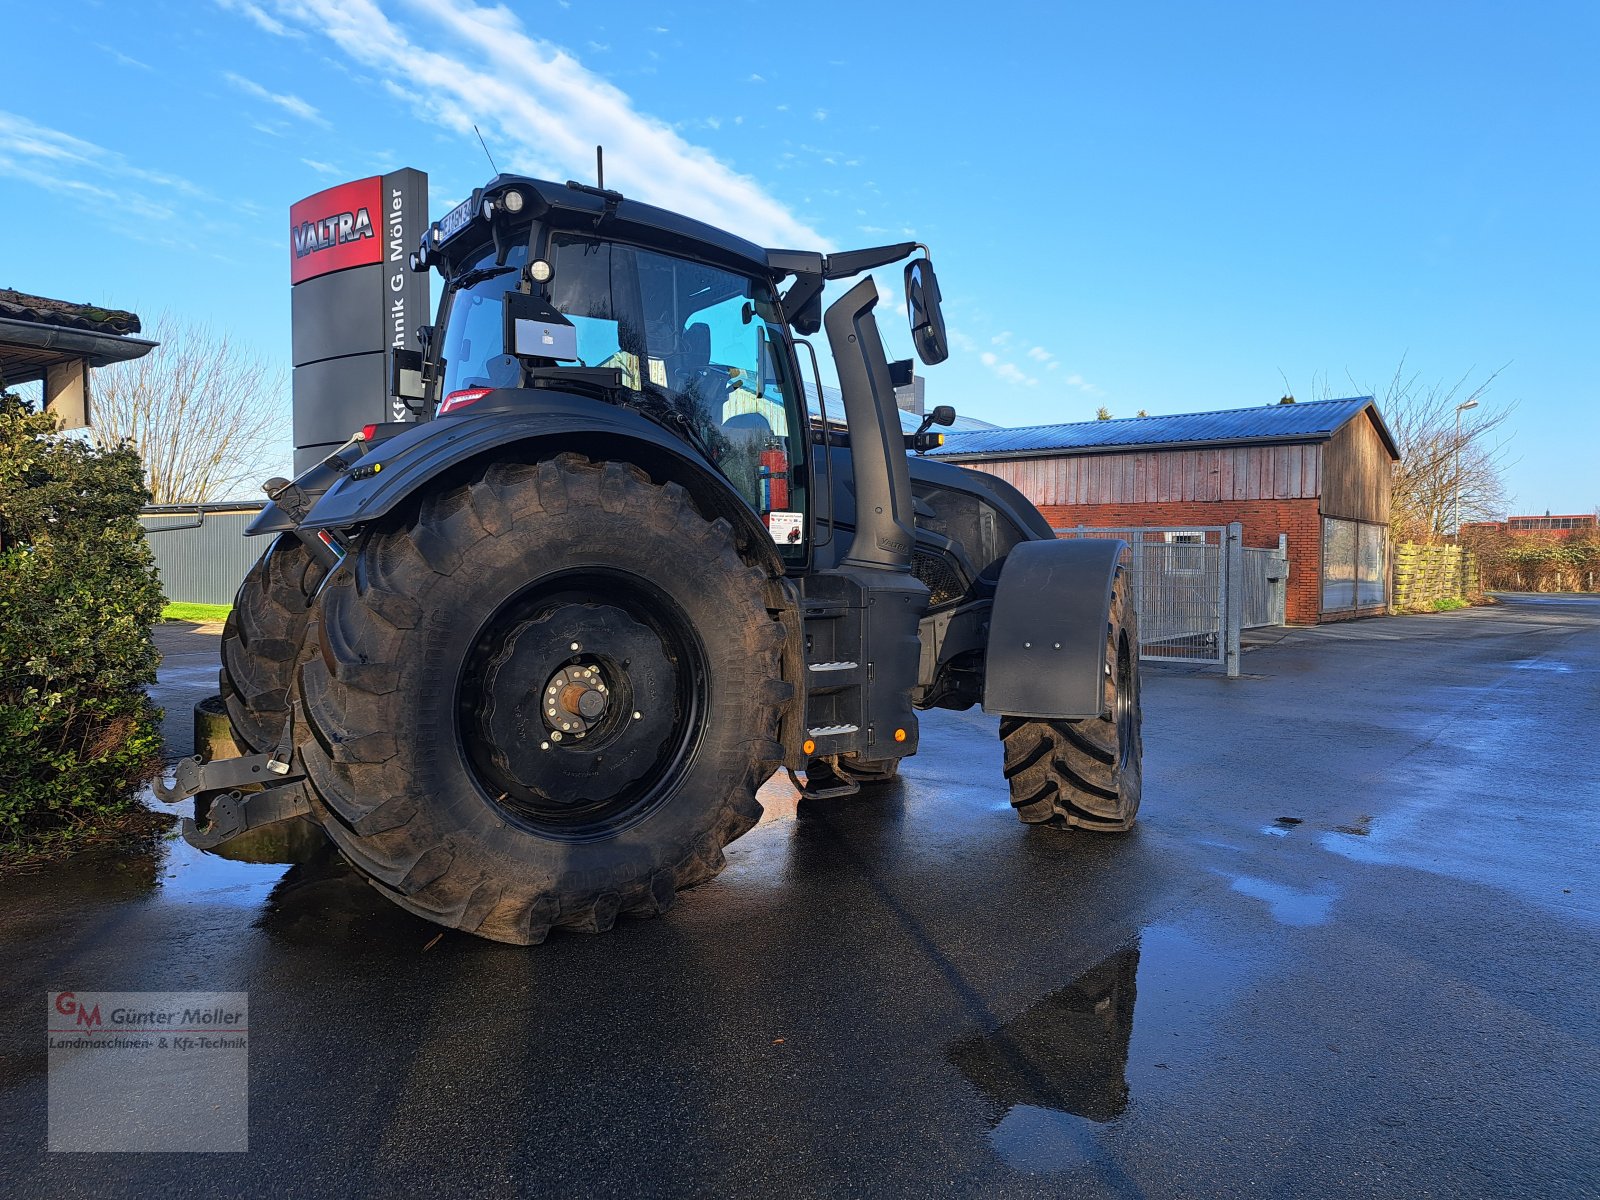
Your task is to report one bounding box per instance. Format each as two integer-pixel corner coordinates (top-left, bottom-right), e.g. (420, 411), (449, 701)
(289, 176), (384, 284)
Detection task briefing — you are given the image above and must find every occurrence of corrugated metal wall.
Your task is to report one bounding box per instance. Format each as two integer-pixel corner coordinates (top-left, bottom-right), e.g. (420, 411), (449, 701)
(139, 506), (269, 606)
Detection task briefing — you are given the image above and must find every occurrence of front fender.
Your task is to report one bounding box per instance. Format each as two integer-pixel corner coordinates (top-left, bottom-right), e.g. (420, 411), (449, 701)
(296, 392), (786, 577)
(982, 538), (1127, 719)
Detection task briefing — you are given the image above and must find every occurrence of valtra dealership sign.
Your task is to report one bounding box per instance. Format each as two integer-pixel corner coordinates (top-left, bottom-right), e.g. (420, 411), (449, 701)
(288, 177), (384, 284)
(287, 168), (430, 469)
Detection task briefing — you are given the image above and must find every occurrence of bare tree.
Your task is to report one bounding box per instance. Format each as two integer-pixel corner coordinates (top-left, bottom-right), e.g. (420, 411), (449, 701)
(1373, 363), (1514, 542)
(1301, 360), (1515, 543)
(89, 315), (290, 503)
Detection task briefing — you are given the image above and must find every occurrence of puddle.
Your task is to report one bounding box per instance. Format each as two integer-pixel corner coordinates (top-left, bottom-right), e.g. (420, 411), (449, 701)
(156, 834), (288, 907)
(950, 945), (1139, 1128)
(1218, 872), (1335, 926)
(950, 923), (1262, 1175)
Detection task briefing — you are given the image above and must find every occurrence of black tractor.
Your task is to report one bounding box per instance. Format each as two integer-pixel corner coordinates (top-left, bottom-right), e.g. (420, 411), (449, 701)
(162, 174), (1142, 945)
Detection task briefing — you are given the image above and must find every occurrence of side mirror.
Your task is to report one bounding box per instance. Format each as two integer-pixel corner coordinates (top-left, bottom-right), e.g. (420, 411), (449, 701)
(390, 349), (428, 404)
(904, 257), (949, 366)
(914, 403), (958, 437)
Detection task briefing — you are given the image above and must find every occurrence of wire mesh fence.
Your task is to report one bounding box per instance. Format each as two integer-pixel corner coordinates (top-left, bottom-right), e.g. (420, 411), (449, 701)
(1052, 523), (1286, 674)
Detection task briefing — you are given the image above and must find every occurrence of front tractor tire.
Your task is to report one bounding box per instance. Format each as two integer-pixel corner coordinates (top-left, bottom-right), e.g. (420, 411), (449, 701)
(1001, 566), (1142, 832)
(296, 454), (792, 945)
(220, 534), (325, 752)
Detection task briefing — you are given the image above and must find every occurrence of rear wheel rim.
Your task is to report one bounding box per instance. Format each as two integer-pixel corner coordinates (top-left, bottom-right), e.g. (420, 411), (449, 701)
(1113, 633), (1135, 779)
(458, 569), (708, 841)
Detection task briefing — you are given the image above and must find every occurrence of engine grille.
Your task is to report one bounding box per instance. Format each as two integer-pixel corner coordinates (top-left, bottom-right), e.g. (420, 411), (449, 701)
(912, 547), (966, 607)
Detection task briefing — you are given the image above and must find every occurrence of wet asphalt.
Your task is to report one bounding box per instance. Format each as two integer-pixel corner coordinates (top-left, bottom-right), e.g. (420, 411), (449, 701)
(2, 594), (1597, 1198)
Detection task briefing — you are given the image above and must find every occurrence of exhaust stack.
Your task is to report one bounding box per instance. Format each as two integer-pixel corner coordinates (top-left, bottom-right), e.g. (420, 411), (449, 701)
(824, 277), (916, 573)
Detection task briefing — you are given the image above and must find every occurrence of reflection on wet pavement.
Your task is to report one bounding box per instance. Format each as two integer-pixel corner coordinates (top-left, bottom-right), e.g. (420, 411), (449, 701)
(951, 944), (1139, 1170)
(256, 844), (444, 947)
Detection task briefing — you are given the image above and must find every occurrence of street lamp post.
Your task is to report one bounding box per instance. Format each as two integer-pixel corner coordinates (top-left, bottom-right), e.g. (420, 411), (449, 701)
(1453, 398), (1479, 537)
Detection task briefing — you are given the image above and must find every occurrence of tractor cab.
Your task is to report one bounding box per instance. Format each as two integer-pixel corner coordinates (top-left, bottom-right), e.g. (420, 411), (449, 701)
(394, 175), (947, 567)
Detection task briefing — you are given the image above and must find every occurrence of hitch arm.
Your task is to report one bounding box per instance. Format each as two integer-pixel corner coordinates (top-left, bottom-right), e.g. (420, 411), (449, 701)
(151, 752), (300, 804)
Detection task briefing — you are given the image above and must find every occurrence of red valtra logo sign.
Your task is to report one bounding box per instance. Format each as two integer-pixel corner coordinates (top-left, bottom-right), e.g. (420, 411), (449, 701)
(289, 176), (384, 284)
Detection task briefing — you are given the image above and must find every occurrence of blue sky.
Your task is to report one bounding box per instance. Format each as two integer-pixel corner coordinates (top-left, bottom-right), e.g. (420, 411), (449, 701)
(2, 0), (1595, 512)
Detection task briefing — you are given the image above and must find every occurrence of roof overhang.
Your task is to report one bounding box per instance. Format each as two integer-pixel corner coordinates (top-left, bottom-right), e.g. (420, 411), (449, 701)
(0, 316), (158, 385)
(934, 434), (1333, 463)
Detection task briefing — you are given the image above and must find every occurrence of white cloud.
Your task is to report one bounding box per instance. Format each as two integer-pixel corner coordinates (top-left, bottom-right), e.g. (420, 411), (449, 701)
(748, 73), (765, 83)
(1026, 345), (1053, 362)
(301, 158), (342, 176)
(254, 0), (826, 248)
(813, 108), (829, 121)
(991, 330), (1013, 347)
(215, 0), (301, 37)
(0, 110), (206, 204)
(96, 44), (152, 70)
(223, 71), (329, 127)
(976, 347), (1038, 388)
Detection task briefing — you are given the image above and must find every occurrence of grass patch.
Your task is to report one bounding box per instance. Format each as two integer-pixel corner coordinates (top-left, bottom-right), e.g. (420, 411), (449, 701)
(162, 601), (232, 623)
(1430, 597), (1470, 612)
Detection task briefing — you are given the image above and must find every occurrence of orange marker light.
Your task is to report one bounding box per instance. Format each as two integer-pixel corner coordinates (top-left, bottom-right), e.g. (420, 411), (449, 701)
(802, 739), (816, 756)
(894, 728), (907, 743)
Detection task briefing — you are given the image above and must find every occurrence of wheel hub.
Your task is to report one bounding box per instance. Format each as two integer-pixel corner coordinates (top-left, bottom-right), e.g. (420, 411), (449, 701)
(544, 663), (611, 736)
(471, 602), (678, 816)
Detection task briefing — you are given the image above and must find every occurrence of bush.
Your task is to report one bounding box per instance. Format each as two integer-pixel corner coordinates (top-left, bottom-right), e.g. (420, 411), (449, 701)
(0, 391), (165, 857)
(1467, 526), (1600, 593)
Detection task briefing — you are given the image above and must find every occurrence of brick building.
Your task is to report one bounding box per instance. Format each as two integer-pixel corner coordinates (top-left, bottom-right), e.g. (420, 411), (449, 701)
(1463, 513), (1597, 539)
(931, 397), (1399, 624)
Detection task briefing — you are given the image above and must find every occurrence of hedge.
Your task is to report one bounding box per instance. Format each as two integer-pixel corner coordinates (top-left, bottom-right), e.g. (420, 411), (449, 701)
(0, 391), (166, 855)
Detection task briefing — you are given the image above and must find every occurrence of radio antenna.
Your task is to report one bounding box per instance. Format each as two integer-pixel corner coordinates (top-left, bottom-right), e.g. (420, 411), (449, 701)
(596, 145), (605, 189)
(473, 124), (499, 175)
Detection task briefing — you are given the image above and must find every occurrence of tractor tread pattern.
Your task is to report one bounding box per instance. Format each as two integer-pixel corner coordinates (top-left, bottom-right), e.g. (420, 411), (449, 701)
(219, 535), (324, 753)
(999, 570), (1143, 833)
(294, 453), (791, 946)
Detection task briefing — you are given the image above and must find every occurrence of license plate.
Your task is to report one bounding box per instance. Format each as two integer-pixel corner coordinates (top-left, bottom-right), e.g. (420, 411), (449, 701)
(438, 195), (478, 241)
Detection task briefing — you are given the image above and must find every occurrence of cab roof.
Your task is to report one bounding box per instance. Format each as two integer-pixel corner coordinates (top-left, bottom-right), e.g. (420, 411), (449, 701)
(443, 174), (789, 281)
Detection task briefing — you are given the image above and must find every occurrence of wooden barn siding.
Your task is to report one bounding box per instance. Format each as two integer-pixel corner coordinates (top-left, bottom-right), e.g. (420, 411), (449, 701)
(958, 443), (1323, 506)
(1320, 413), (1393, 526)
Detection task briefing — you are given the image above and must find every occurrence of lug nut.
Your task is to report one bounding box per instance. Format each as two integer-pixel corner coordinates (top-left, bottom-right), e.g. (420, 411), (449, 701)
(540, 741), (550, 751)
(551, 731), (563, 742)
(632, 711), (642, 720)
(570, 642), (581, 651)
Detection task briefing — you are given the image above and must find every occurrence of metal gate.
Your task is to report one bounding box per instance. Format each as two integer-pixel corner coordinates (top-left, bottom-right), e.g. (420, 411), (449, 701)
(1052, 523), (1287, 676)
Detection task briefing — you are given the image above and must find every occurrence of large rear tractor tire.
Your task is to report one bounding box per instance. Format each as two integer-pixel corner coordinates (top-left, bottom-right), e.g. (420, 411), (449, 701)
(295, 454), (793, 944)
(1000, 566), (1142, 832)
(220, 534), (325, 753)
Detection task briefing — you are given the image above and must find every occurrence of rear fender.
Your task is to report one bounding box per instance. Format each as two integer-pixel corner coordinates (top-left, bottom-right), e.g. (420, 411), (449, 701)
(982, 538), (1127, 719)
(294, 394), (787, 578)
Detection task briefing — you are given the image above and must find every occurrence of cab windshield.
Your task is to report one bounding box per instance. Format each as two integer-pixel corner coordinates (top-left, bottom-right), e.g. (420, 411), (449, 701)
(434, 233), (808, 558)
(546, 232), (808, 554)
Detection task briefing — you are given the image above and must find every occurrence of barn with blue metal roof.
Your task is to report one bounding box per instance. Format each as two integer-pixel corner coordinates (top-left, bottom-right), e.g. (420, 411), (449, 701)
(930, 397), (1400, 624)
